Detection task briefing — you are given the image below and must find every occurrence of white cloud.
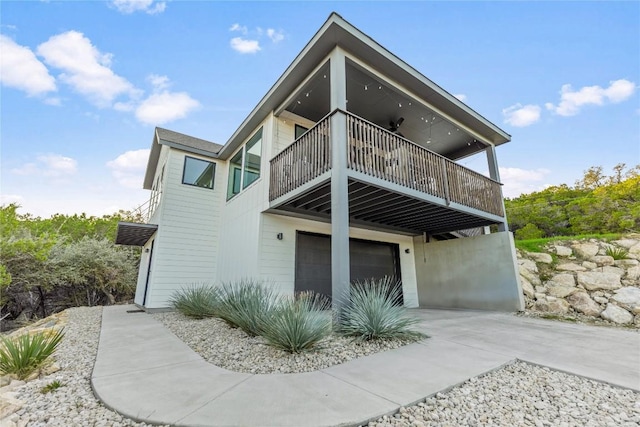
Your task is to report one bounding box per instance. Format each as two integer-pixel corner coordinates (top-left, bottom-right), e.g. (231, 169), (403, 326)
(147, 74), (170, 90)
(107, 149), (150, 189)
(44, 97), (62, 106)
(11, 154), (78, 177)
(229, 23), (248, 35)
(109, 0), (166, 14)
(0, 34), (57, 96)
(0, 194), (25, 206)
(266, 28), (284, 43)
(37, 31), (139, 107)
(546, 79), (637, 116)
(502, 103), (541, 127)
(230, 37), (261, 54)
(453, 94), (467, 102)
(499, 167), (551, 198)
(135, 91), (200, 125)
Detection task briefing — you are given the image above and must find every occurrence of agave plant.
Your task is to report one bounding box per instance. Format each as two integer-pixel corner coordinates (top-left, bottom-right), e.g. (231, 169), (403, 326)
(261, 292), (332, 353)
(605, 246), (629, 260)
(215, 279), (279, 336)
(0, 329), (65, 380)
(336, 276), (426, 341)
(169, 284), (219, 319)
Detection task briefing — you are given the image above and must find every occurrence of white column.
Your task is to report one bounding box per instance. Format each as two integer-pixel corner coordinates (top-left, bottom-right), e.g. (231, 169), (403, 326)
(330, 48), (350, 311)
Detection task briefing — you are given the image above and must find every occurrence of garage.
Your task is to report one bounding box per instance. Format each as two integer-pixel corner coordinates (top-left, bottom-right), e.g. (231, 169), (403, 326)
(294, 231), (402, 301)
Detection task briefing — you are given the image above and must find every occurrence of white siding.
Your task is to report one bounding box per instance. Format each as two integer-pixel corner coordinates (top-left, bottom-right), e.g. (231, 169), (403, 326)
(143, 149), (222, 308)
(258, 214), (419, 307)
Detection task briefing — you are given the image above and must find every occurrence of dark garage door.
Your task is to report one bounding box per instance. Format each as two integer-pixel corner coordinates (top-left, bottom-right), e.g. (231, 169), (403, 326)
(295, 232), (401, 301)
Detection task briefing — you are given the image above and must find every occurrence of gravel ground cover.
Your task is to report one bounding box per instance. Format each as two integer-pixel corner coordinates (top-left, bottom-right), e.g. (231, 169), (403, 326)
(3, 306), (160, 427)
(3, 307), (638, 427)
(365, 362), (640, 427)
(153, 311), (417, 374)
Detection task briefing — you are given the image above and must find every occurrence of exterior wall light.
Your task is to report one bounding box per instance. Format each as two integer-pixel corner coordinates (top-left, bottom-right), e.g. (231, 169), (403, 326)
(277, 233), (283, 240)
(404, 248), (410, 254)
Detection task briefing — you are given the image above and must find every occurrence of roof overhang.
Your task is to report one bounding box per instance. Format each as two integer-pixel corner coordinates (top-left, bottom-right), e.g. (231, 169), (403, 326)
(115, 222), (158, 246)
(218, 12), (510, 160)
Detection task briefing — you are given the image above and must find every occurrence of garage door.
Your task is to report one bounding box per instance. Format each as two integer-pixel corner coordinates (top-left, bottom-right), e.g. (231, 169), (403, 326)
(294, 232), (402, 301)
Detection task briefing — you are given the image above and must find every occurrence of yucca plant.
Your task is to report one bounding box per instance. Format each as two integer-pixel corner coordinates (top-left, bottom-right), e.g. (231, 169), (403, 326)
(336, 277), (426, 341)
(605, 246), (629, 260)
(215, 279), (278, 336)
(0, 329), (65, 380)
(261, 292), (332, 353)
(169, 284), (219, 319)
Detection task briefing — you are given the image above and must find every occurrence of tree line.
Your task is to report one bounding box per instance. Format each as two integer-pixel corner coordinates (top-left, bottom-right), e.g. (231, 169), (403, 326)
(0, 205), (142, 328)
(506, 163), (640, 239)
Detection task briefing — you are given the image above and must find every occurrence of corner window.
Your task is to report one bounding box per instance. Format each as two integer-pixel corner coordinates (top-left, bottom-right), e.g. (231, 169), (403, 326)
(227, 128), (263, 199)
(295, 124), (308, 139)
(182, 156), (215, 189)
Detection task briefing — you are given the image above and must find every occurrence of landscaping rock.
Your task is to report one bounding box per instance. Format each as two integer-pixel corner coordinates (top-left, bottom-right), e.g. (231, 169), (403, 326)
(566, 292), (601, 317)
(611, 287), (640, 314)
(590, 255), (614, 266)
(626, 266), (640, 281)
(556, 263), (586, 272)
(520, 277), (535, 299)
(629, 242), (640, 255)
(547, 285), (578, 298)
(553, 245), (573, 257)
(600, 304), (633, 324)
(534, 298), (569, 314)
(601, 266), (625, 277)
(547, 274), (575, 287)
(582, 261), (597, 270)
(528, 252), (553, 264)
(615, 259), (639, 267)
(572, 243), (599, 258)
(612, 239), (640, 249)
(577, 272), (622, 291)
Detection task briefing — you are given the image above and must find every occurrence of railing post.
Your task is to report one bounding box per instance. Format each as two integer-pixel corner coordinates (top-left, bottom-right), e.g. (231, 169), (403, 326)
(440, 157), (450, 206)
(330, 48), (350, 314)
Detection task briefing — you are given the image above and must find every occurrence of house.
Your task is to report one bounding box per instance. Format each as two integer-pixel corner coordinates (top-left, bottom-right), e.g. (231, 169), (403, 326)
(116, 13), (524, 312)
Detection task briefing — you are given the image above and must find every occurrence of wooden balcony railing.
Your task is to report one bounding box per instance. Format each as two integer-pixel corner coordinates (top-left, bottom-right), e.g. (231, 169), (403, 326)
(269, 111), (504, 218)
(269, 115), (331, 201)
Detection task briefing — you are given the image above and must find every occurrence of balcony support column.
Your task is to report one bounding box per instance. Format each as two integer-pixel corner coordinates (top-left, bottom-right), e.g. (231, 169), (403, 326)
(486, 144), (508, 232)
(330, 48), (350, 313)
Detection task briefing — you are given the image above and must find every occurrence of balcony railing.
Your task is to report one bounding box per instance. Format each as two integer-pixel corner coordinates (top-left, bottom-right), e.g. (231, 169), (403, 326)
(269, 111), (504, 217)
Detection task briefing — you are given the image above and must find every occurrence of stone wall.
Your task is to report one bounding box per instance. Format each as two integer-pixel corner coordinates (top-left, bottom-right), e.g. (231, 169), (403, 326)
(517, 235), (640, 327)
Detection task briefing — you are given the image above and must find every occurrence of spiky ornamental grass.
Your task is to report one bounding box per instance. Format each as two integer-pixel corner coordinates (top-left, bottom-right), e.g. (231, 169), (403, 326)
(605, 246), (629, 260)
(169, 284), (219, 319)
(0, 329), (65, 380)
(337, 277), (427, 341)
(215, 279), (279, 336)
(261, 292), (332, 353)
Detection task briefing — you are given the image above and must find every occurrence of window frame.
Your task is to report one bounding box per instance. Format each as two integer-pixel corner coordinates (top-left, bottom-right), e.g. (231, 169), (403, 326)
(182, 155), (216, 190)
(227, 127), (263, 200)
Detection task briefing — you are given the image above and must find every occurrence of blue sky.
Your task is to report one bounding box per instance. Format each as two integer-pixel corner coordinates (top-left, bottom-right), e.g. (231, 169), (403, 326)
(1, 1), (638, 218)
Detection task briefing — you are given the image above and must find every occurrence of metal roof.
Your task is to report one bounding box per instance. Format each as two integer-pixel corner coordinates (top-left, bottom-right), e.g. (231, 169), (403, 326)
(115, 222), (158, 246)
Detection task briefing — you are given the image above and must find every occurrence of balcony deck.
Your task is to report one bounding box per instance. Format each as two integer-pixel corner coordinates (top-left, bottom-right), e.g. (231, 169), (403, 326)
(269, 111), (505, 235)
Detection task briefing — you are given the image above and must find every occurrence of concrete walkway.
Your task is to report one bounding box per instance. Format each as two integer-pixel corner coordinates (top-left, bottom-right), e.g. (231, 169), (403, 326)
(92, 305), (640, 427)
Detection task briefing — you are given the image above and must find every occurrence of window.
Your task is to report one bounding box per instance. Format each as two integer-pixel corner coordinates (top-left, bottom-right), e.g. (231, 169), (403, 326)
(227, 128), (263, 199)
(182, 156), (215, 189)
(295, 124), (309, 139)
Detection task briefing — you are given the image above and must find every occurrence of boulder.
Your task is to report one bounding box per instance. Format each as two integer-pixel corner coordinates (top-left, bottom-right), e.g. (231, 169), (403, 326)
(534, 298), (570, 314)
(528, 252), (553, 264)
(582, 261), (597, 270)
(566, 292), (602, 317)
(590, 256), (614, 266)
(630, 243), (640, 255)
(626, 266), (640, 281)
(611, 287), (640, 314)
(577, 272), (622, 291)
(520, 276), (535, 299)
(556, 263), (587, 272)
(547, 285), (578, 298)
(615, 259), (639, 267)
(600, 304), (633, 324)
(519, 259), (538, 273)
(594, 296), (608, 304)
(601, 266), (625, 277)
(519, 268), (541, 287)
(612, 239), (640, 249)
(572, 243), (600, 258)
(554, 245), (573, 257)
(547, 273), (576, 287)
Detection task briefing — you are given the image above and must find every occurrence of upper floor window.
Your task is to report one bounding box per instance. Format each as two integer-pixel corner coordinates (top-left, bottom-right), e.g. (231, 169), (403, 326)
(227, 128), (263, 200)
(295, 124), (309, 139)
(183, 156), (215, 189)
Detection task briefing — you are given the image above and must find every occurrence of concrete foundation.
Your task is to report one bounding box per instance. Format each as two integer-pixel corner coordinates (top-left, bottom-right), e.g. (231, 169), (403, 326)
(413, 232), (524, 311)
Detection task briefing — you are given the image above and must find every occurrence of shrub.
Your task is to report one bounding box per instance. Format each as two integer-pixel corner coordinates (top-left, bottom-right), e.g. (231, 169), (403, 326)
(216, 280), (278, 336)
(261, 292), (332, 353)
(515, 223), (544, 240)
(0, 329), (64, 380)
(336, 277), (426, 341)
(605, 246), (629, 260)
(170, 284), (219, 319)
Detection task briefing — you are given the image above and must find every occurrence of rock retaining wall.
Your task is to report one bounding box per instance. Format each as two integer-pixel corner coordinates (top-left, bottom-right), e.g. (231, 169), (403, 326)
(517, 235), (640, 327)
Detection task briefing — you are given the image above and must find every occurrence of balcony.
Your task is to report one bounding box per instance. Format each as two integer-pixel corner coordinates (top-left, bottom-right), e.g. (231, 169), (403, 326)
(269, 110), (505, 235)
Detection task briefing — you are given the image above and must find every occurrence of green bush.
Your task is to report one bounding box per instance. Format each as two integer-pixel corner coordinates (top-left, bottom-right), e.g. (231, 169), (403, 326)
(0, 329), (64, 380)
(261, 292), (332, 353)
(515, 223), (544, 240)
(216, 280), (278, 336)
(336, 277), (426, 341)
(170, 284), (219, 319)
(605, 246), (629, 260)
